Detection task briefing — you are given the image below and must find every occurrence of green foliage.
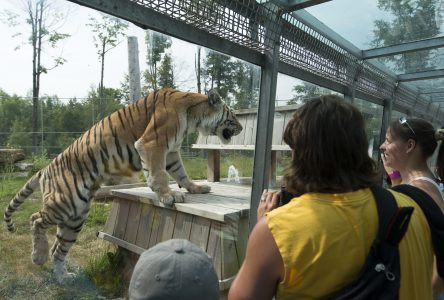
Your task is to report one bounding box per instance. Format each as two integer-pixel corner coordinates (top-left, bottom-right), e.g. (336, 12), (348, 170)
(7, 119), (31, 149)
(158, 53), (175, 89)
(372, 0), (440, 73)
(27, 151), (51, 175)
(288, 82), (333, 105)
(203, 51), (237, 106)
(85, 203), (111, 227)
(202, 51), (260, 108)
(143, 31), (173, 92)
(87, 14), (129, 58)
(84, 248), (126, 298)
(86, 87), (126, 123)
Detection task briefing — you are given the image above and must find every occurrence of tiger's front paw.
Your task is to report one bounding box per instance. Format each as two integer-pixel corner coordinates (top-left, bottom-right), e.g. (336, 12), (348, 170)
(187, 184), (211, 194)
(159, 190), (185, 206)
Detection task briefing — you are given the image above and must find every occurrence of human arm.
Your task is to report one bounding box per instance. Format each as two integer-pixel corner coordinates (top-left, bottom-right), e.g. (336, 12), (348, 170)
(409, 180), (444, 296)
(228, 218), (284, 300)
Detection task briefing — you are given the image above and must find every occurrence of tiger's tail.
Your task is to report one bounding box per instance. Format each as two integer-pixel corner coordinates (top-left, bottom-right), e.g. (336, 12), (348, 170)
(4, 171), (42, 232)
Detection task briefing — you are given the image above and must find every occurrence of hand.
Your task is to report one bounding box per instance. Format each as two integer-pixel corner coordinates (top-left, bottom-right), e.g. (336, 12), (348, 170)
(380, 152), (394, 174)
(257, 189), (280, 221)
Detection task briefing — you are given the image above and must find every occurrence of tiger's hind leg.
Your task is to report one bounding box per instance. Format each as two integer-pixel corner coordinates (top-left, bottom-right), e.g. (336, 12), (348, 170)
(51, 213), (88, 284)
(30, 211), (50, 265)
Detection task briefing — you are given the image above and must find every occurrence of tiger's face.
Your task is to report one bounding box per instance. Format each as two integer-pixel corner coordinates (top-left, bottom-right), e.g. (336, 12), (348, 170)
(207, 90), (242, 144)
(215, 106), (243, 144)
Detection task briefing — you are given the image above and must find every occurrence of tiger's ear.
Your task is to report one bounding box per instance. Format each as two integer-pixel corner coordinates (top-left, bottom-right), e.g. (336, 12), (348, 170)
(208, 89), (222, 106)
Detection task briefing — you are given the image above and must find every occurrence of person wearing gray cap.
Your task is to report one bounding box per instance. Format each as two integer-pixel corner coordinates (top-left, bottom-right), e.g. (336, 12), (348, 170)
(128, 238), (220, 300)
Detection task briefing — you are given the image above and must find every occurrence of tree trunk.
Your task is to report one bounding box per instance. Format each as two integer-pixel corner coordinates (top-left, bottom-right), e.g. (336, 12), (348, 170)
(100, 42), (106, 120)
(30, 0), (45, 152)
(195, 47), (201, 93)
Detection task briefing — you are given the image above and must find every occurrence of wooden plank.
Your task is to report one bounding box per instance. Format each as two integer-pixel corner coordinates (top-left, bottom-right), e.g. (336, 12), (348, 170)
(115, 183), (250, 203)
(189, 216), (211, 251)
(174, 202), (241, 222)
(250, 113), (258, 146)
(102, 198), (119, 235)
(172, 212), (193, 239)
(156, 209), (177, 243)
(112, 187), (246, 222)
(235, 216), (249, 265)
(97, 231), (145, 255)
(123, 201), (142, 244)
(135, 204), (155, 249)
(221, 219), (240, 281)
(191, 144), (290, 151)
(272, 111), (286, 145)
(114, 199), (131, 239)
(269, 150), (277, 187)
(208, 149), (220, 182)
(148, 207), (162, 249)
(95, 182), (146, 199)
(206, 221), (222, 280)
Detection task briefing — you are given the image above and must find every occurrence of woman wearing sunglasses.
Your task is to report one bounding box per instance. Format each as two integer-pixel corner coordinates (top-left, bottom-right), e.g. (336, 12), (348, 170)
(380, 117), (444, 298)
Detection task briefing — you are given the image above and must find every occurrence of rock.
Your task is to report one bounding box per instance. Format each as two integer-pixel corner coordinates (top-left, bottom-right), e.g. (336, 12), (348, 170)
(0, 149), (25, 164)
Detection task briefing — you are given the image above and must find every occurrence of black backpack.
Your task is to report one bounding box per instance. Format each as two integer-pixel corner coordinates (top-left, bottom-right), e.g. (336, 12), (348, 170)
(330, 185), (414, 300)
(331, 184), (444, 299)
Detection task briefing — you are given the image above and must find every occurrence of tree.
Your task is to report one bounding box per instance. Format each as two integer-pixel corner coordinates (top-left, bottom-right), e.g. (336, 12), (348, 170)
(372, 0), (440, 74)
(86, 86), (125, 122)
(2, 0), (70, 151)
(87, 14), (128, 119)
(143, 30), (172, 93)
(203, 50), (237, 106)
(158, 53), (175, 89)
(287, 82), (332, 105)
(232, 62), (248, 109)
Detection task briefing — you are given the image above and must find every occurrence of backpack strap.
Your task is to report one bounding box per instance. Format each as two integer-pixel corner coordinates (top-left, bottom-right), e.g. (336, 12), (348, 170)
(370, 186), (414, 245)
(391, 184), (444, 278)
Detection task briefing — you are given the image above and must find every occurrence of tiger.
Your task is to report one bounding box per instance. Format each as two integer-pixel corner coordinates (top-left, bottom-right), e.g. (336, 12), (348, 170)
(3, 88), (243, 284)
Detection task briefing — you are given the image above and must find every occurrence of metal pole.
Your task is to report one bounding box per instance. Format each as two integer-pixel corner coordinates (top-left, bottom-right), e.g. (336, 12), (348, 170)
(249, 7), (281, 231)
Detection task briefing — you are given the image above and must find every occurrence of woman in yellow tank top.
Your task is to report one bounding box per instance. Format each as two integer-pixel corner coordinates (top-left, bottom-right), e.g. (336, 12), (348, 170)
(229, 95), (435, 300)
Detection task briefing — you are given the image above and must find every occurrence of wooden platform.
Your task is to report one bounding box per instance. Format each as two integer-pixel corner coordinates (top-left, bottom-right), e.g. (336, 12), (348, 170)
(98, 181), (251, 291)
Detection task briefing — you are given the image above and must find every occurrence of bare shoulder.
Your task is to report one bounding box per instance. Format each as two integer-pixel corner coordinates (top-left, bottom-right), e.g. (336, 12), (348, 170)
(410, 180), (444, 213)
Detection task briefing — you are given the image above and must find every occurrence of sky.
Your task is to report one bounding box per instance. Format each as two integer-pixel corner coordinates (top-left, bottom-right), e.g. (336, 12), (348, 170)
(0, 0), (387, 102)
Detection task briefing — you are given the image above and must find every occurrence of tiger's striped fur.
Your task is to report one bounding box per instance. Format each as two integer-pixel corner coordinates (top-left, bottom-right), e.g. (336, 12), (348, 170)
(3, 88), (242, 284)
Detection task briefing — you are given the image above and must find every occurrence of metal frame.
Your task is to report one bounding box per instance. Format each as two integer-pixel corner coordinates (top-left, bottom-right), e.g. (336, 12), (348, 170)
(65, 0), (444, 230)
(362, 36), (444, 59)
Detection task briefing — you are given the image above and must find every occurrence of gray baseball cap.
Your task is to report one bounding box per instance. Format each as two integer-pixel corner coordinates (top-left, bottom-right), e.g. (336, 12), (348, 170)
(128, 239), (220, 300)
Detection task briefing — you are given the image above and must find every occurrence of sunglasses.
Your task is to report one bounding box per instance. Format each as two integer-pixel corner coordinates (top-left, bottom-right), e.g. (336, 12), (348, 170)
(399, 117), (415, 136)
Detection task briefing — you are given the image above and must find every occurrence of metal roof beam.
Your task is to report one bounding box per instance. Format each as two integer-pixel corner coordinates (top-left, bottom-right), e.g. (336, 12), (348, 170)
(397, 69), (444, 82)
(362, 36), (444, 59)
(271, 0), (332, 11)
(65, 0), (264, 67)
(418, 87), (444, 95)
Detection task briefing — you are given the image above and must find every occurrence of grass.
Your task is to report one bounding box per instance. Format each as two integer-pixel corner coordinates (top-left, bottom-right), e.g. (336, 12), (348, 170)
(0, 151), (289, 299)
(0, 172), (121, 299)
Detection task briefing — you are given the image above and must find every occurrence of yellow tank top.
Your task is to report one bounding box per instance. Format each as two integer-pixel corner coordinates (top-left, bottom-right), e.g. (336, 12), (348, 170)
(266, 188), (433, 300)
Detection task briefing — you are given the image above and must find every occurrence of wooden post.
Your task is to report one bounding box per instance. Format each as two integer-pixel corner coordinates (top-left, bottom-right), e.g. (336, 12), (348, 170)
(269, 150), (277, 187)
(127, 36), (141, 102)
(208, 150), (220, 182)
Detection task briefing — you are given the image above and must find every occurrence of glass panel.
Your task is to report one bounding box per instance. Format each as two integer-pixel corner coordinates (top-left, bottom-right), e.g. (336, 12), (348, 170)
(274, 77), (341, 187)
(306, 0), (444, 49)
(369, 49), (444, 75)
(353, 98), (384, 161)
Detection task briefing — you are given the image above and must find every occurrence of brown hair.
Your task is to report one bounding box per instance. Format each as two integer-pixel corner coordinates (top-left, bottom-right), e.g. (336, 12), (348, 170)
(283, 95), (379, 194)
(389, 118), (444, 182)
